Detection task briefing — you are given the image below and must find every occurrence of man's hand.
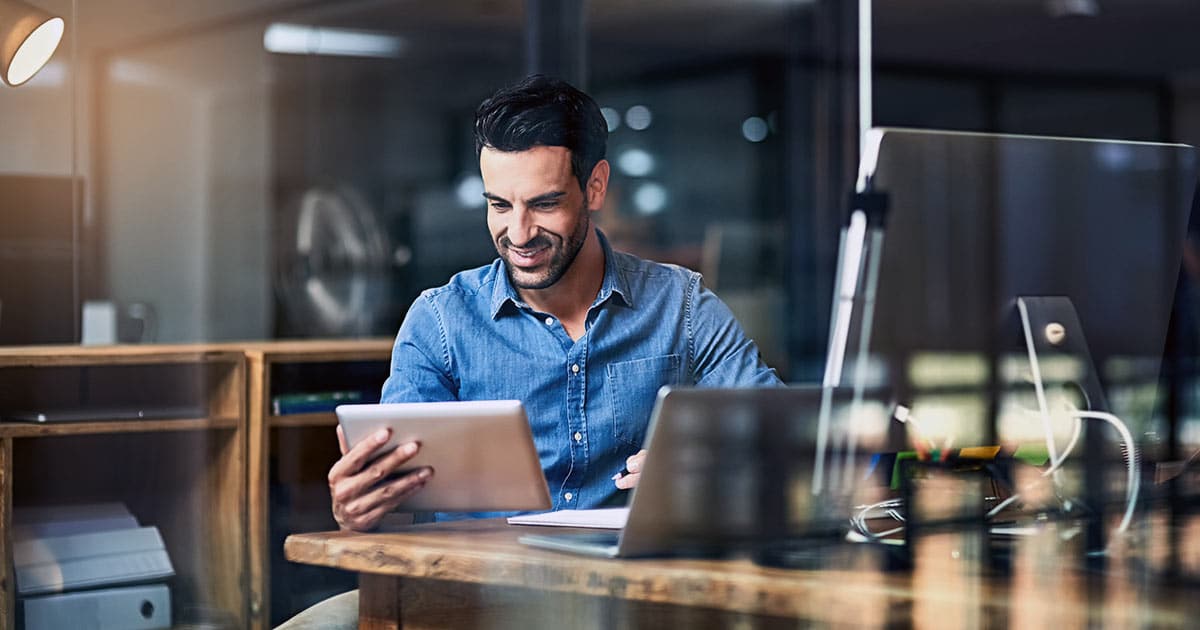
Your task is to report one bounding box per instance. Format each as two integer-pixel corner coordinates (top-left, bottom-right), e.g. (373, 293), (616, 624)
(613, 449), (646, 490)
(329, 425), (433, 532)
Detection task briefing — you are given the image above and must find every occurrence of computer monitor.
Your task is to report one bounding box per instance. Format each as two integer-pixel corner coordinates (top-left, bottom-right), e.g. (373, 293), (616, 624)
(828, 129), (1195, 428)
(825, 128), (1197, 554)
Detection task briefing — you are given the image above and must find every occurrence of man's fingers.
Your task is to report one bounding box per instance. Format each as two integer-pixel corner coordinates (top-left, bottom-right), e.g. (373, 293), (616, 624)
(377, 439), (422, 472)
(343, 441), (421, 498)
(336, 424), (349, 456)
(334, 467), (431, 531)
(615, 449), (648, 490)
(330, 441), (422, 507)
(340, 468), (433, 530)
(625, 449), (647, 473)
(614, 471), (639, 490)
(328, 428), (392, 484)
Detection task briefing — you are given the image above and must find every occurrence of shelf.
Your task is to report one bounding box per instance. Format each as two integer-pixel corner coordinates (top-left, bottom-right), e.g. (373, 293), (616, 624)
(0, 345), (243, 368)
(238, 338), (393, 363)
(269, 413), (338, 429)
(0, 416), (239, 438)
(0, 343), (250, 630)
(0, 340), (395, 630)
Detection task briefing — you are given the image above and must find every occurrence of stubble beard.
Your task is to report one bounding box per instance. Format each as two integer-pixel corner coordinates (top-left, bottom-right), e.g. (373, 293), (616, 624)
(500, 211), (590, 291)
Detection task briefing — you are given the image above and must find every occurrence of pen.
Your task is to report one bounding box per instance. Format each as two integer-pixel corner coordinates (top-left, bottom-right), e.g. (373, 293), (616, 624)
(611, 466), (630, 481)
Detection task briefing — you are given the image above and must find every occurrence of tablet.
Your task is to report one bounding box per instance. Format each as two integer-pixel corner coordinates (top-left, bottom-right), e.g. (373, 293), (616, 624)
(335, 400), (551, 512)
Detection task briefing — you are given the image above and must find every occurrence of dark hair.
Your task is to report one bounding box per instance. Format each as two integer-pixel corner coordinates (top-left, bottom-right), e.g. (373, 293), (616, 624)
(474, 74), (608, 193)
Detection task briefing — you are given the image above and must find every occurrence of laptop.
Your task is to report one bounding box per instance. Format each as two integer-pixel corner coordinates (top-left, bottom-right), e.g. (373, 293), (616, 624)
(518, 386), (883, 558)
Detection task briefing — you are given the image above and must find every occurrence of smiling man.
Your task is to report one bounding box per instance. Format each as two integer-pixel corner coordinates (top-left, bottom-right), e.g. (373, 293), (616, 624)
(326, 74), (781, 534)
(481, 144), (603, 340)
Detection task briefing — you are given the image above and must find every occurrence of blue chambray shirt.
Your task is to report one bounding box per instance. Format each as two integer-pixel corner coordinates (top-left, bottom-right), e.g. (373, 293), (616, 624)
(381, 229), (781, 521)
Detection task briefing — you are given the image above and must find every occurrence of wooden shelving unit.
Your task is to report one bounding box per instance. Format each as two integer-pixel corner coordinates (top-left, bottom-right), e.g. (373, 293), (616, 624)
(0, 345), (247, 630)
(0, 340), (391, 630)
(240, 339), (392, 630)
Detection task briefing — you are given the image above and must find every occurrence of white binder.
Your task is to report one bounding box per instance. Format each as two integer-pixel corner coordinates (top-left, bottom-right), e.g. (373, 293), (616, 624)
(22, 583), (170, 630)
(13, 526), (175, 595)
(12, 503), (139, 539)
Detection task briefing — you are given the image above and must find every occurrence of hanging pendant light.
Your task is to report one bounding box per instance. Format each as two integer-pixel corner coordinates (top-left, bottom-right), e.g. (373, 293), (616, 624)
(0, 0), (64, 87)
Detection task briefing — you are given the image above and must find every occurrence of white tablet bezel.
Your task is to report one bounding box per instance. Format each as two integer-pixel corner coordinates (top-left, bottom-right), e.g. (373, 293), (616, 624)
(335, 400), (551, 513)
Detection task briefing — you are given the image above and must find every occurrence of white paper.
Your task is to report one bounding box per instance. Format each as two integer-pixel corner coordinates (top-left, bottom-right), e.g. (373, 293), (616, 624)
(506, 507), (629, 530)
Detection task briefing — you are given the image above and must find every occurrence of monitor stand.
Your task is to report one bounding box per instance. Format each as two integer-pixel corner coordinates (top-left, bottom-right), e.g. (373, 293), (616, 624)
(1013, 296), (1130, 562)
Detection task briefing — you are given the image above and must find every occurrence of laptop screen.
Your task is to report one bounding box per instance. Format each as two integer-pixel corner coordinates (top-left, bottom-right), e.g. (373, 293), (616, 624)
(620, 386), (893, 557)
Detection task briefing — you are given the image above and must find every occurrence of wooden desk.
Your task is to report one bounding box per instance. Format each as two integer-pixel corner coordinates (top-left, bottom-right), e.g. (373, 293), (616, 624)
(285, 518), (1197, 629)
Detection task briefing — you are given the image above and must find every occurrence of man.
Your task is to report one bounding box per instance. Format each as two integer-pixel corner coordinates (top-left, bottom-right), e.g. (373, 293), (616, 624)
(328, 74), (780, 532)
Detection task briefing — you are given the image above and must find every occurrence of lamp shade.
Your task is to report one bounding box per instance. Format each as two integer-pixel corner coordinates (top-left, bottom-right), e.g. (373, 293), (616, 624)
(0, 0), (63, 87)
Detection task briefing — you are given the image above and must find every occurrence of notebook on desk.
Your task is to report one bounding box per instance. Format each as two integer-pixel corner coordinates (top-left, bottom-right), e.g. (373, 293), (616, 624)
(516, 386), (883, 558)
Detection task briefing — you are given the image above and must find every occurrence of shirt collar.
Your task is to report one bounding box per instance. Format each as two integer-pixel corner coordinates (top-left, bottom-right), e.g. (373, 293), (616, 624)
(488, 228), (632, 320)
(593, 228), (633, 310)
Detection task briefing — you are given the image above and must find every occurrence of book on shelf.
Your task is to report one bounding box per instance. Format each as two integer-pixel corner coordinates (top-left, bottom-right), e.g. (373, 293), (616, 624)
(271, 390), (375, 415)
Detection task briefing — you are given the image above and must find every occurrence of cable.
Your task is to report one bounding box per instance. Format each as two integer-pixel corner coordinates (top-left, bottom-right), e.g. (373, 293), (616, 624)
(1018, 300), (1061, 480)
(1015, 398), (1082, 478)
(894, 405), (938, 453)
(868, 394), (1138, 548)
(985, 404), (1139, 545)
(1069, 408), (1140, 535)
(882, 397), (1138, 550)
(851, 498), (905, 540)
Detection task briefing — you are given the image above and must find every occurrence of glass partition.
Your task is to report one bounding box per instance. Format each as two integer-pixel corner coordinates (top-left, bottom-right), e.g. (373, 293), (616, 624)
(0, 0), (853, 386)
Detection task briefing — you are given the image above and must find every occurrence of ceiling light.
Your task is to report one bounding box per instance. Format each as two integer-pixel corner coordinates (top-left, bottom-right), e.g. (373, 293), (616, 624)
(455, 174), (486, 208)
(264, 23), (405, 59)
(1046, 0), (1099, 18)
(0, 0), (64, 87)
(742, 117), (769, 143)
(633, 182), (667, 215)
(625, 106), (652, 131)
(616, 148), (655, 177)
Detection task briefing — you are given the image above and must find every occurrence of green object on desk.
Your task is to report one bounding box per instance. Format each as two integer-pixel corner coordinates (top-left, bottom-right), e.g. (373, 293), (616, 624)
(891, 451), (917, 490)
(1013, 443), (1050, 467)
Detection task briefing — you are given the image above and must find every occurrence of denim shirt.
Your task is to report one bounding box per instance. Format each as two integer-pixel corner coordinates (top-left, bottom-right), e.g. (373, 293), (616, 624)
(381, 229), (781, 521)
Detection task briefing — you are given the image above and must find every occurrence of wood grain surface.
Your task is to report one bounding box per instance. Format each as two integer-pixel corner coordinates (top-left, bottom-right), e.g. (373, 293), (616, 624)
(0, 439), (11, 630)
(286, 518), (1197, 628)
(0, 345), (243, 367)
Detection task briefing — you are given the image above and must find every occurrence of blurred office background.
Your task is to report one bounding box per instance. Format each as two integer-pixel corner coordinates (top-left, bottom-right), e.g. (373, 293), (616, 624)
(1, 0), (1199, 379)
(5, 1), (1200, 624)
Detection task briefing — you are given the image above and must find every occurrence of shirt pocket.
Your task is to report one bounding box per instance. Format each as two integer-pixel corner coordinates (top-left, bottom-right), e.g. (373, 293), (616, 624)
(606, 354), (682, 447)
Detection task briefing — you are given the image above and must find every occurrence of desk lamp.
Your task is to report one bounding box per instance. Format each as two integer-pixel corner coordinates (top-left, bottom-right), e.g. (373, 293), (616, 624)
(0, 0), (63, 87)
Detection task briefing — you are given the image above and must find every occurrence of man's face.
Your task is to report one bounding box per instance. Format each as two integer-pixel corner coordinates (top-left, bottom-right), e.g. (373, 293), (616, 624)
(480, 145), (593, 291)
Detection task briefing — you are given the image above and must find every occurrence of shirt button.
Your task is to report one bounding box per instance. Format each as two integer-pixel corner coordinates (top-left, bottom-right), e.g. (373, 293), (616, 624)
(571, 364), (580, 374)
(573, 431), (582, 442)
(544, 316), (554, 326)
(564, 492), (574, 501)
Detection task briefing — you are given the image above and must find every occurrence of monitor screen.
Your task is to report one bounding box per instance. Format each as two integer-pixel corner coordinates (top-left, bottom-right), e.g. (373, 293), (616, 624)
(832, 129), (1196, 410)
